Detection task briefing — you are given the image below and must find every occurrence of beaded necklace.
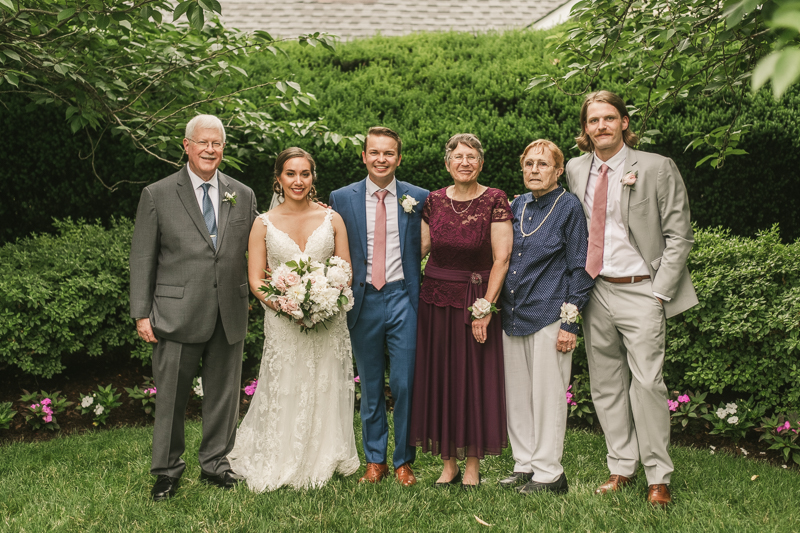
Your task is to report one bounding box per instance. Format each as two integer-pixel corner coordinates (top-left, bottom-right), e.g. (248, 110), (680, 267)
(519, 189), (566, 238)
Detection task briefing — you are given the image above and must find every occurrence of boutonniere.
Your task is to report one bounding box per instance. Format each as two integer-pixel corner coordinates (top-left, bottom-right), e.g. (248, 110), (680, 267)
(223, 191), (237, 206)
(399, 194), (418, 213)
(621, 170), (638, 190)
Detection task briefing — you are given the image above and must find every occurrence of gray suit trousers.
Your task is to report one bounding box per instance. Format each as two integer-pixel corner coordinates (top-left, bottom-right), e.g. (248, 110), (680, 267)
(584, 278), (673, 485)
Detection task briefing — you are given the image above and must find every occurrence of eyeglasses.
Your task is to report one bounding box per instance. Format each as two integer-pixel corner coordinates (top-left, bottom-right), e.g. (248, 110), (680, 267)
(523, 160), (553, 171)
(450, 154), (480, 165)
(188, 138), (225, 150)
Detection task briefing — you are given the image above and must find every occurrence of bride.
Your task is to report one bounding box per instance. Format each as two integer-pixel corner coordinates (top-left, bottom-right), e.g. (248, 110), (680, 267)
(228, 147), (359, 491)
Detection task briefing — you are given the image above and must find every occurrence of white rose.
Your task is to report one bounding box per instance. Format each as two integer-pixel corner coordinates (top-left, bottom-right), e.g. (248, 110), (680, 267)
(342, 287), (354, 312)
(471, 298), (492, 319)
(560, 302), (579, 324)
(400, 196), (419, 213)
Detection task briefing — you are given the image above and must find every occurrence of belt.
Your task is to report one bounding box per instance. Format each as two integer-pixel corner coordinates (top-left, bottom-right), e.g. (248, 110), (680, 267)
(424, 264), (490, 325)
(600, 275), (651, 284)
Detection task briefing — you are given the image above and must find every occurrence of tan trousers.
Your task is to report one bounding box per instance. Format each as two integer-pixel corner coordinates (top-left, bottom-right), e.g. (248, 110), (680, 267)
(584, 278), (673, 485)
(502, 320), (572, 484)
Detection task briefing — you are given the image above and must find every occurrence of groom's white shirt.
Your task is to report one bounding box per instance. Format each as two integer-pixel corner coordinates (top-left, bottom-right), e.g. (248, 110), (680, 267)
(365, 176), (403, 284)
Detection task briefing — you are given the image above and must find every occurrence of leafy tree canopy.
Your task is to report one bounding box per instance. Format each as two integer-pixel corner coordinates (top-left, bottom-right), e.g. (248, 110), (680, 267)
(530, 0), (800, 168)
(0, 0), (362, 190)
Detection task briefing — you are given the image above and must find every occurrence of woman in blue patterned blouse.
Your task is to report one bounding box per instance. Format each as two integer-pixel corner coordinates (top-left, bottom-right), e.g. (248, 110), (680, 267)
(498, 139), (595, 495)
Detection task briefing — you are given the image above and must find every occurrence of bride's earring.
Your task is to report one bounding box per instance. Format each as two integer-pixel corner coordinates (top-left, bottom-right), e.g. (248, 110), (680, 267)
(308, 185), (317, 199)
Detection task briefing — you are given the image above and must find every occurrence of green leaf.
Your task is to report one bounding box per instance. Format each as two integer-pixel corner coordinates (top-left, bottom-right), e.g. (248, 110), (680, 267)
(772, 48), (800, 99)
(57, 8), (76, 21)
(0, 0), (15, 13)
(276, 81), (287, 93)
(2, 49), (20, 62)
(172, 1), (191, 22)
(118, 19), (131, 30)
(752, 51), (780, 93)
(287, 81), (301, 92)
(95, 14), (110, 29)
(188, 3), (205, 29)
(3, 72), (19, 87)
(770, 7), (800, 33)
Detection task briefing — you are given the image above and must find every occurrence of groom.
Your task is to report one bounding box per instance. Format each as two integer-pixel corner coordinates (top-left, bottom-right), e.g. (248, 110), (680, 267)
(330, 127), (429, 486)
(565, 91), (697, 506)
(130, 114), (258, 501)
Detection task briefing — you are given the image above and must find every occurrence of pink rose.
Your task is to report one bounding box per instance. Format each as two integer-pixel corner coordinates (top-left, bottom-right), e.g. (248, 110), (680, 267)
(621, 171), (638, 187)
(284, 271), (301, 287)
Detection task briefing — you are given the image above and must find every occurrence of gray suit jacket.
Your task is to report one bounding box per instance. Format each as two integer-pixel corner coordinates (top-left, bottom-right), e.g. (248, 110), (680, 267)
(565, 148), (698, 318)
(129, 166), (258, 344)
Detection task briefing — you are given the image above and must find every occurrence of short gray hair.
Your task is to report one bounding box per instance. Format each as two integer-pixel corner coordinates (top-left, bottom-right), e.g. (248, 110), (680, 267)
(185, 114), (226, 142)
(444, 133), (484, 164)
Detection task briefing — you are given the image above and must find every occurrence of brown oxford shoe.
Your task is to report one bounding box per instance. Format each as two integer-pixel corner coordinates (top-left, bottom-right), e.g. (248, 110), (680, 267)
(395, 463), (417, 487)
(647, 484), (672, 507)
(594, 474), (633, 495)
(359, 462), (390, 483)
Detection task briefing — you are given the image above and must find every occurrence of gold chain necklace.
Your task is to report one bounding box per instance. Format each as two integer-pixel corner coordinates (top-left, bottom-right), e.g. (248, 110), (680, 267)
(449, 186), (478, 215)
(519, 189), (566, 238)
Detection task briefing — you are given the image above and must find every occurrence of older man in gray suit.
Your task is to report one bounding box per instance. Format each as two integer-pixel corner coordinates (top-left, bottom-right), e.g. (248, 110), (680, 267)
(130, 115), (258, 501)
(565, 91), (697, 507)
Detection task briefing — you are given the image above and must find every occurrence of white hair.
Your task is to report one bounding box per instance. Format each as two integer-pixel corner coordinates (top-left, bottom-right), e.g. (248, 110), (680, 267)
(185, 114), (226, 142)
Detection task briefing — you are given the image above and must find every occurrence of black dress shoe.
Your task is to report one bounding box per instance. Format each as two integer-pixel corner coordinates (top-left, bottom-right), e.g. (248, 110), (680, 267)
(517, 472), (568, 495)
(200, 469), (241, 489)
(499, 471), (533, 488)
(152, 475), (180, 501)
(433, 468), (462, 488)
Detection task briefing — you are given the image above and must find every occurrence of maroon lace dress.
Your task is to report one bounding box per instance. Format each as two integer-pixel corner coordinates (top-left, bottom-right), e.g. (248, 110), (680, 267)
(409, 187), (513, 460)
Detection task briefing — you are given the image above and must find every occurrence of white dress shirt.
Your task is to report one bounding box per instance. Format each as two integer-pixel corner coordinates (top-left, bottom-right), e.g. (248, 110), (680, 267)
(584, 146), (670, 301)
(365, 176), (403, 285)
(188, 166), (220, 224)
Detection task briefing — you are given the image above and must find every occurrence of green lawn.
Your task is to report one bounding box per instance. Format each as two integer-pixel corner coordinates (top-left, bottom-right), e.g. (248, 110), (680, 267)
(1, 415), (797, 532)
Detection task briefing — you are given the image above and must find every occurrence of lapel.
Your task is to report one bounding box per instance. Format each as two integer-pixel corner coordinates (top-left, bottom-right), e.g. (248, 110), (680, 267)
(349, 179), (368, 259)
(216, 172), (233, 253)
(176, 166), (215, 251)
(620, 148), (639, 231)
(572, 153), (593, 204)
(396, 180), (409, 257)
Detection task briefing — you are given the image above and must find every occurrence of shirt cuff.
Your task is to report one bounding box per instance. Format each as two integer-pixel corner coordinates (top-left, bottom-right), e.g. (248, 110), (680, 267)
(653, 292), (671, 302)
(560, 322), (579, 335)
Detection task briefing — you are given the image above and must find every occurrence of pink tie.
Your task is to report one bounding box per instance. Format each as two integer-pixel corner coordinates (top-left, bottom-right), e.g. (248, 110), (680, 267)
(586, 163), (609, 279)
(372, 190), (389, 290)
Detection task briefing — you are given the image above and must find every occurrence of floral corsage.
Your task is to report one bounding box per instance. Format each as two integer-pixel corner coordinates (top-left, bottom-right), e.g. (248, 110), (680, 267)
(621, 171), (638, 190)
(560, 302), (579, 324)
(223, 191), (237, 206)
(469, 297), (499, 320)
(399, 194), (418, 213)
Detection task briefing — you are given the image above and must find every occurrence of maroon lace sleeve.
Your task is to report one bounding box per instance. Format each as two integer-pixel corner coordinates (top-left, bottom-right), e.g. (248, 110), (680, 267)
(420, 187), (506, 308)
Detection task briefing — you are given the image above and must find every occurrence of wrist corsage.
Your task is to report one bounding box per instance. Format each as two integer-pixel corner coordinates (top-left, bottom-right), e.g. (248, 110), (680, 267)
(560, 302), (579, 324)
(469, 298), (499, 320)
(399, 194), (418, 213)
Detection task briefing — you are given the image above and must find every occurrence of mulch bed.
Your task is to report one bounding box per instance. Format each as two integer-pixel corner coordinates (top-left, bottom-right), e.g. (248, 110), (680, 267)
(0, 355), (793, 471)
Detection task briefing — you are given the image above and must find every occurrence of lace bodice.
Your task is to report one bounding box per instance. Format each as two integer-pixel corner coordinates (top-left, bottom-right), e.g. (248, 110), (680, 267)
(421, 187), (513, 308)
(260, 209), (335, 268)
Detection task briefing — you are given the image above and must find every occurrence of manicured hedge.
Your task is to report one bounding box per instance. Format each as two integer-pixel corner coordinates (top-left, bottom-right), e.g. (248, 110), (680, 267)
(2, 219), (798, 414)
(3, 30), (799, 243)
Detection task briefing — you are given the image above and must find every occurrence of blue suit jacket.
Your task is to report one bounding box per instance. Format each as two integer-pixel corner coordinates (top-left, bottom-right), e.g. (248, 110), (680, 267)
(330, 178), (429, 329)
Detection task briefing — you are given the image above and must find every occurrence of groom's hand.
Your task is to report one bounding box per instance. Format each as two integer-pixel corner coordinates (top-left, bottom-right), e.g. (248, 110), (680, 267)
(136, 318), (158, 343)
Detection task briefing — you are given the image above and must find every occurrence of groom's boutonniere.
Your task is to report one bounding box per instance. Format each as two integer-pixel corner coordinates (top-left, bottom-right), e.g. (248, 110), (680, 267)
(399, 194), (418, 213)
(223, 191), (237, 206)
(621, 171), (638, 190)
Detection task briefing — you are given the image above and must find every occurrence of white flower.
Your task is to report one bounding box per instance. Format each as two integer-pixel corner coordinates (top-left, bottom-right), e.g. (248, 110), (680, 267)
(193, 378), (204, 398)
(783, 465), (788, 469)
(326, 266), (350, 289)
(94, 404), (104, 416)
(222, 191), (237, 205)
(727, 416), (739, 425)
(81, 396), (94, 408)
(725, 402), (738, 414)
(471, 298), (493, 319)
(716, 408), (728, 419)
(740, 448), (748, 456)
(399, 194), (419, 213)
(286, 283), (307, 303)
(342, 286), (354, 312)
(560, 303), (579, 324)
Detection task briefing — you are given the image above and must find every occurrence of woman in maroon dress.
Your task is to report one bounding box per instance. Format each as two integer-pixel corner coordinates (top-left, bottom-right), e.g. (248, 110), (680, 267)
(409, 133), (513, 488)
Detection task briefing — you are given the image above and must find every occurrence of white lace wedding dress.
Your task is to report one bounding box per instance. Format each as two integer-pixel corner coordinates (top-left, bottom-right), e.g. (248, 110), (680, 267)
(228, 210), (360, 492)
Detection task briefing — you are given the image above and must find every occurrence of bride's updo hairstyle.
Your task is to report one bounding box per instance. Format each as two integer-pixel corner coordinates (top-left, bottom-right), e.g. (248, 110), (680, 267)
(273, 147), (318, 202)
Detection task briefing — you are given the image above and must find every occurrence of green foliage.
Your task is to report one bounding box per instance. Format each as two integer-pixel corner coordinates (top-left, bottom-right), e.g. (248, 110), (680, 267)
(567, 373), (596, 426)
(124, 378), (157, 418)
(0, 401), (16, 430)
(78, 384), (123, 426)
(666, 225), (800, 412)
(757, 412), (800, 464)
(669, 390), (709, 433)
(702, 396), (767, 442)
(0, 218), (140, 377)
(19, 389), (72, 431)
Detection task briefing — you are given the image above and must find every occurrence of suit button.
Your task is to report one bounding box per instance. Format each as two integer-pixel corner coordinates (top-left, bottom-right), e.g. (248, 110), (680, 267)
(360, 282), (364, 287)
(214, 283), (217, 288)
(215, 258), (219, 263)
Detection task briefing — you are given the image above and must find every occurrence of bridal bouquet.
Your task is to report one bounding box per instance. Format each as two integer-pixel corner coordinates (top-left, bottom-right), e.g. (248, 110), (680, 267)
(259, 254), (354, 332)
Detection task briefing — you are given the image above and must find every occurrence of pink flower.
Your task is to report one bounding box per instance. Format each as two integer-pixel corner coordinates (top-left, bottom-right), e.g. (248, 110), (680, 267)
(677, 394), (690, 403)
(778, 421), (791, 433)
(354, 376), (360, 384)
(284, 271), (301, 287)
(43, 415), (52, 423)
(30, 403), (39, 410)
(41, 398), (52, 406)
(244, 380), (258, 396)
(145, 387), (157, 395)
(42, 405), (53, 416)
(621, 171), (638, 187)
(668, 399), (679, 412)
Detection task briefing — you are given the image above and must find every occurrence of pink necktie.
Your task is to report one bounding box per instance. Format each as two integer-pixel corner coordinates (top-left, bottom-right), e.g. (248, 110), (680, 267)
(372, 190), (388, 290)
(585, 163), (609, 279)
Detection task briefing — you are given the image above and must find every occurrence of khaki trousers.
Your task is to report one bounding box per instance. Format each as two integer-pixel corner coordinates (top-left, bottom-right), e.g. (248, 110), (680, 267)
(584, 278), (673, 485)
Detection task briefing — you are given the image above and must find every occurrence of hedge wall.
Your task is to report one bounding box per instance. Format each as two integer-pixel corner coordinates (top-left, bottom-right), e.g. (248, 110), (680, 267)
(2, 220), (798, 413)
(3, 30), (798, 243)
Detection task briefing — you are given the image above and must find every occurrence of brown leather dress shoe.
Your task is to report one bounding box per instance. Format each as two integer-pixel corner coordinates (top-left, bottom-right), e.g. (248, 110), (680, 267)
(594, 474), (633, 494)
(359, 462), (389, 483)
(647, 484), (672, 507)
(395, 463), (417, 487)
